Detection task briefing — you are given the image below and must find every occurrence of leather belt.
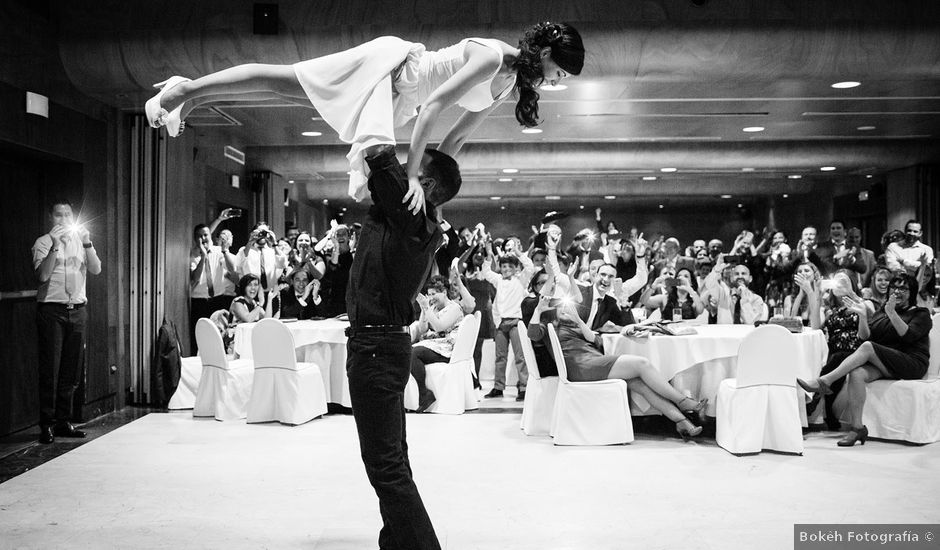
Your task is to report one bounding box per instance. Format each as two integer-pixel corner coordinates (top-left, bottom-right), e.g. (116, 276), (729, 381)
(345, 325), (409, 338)
(40, 302), (86, 310)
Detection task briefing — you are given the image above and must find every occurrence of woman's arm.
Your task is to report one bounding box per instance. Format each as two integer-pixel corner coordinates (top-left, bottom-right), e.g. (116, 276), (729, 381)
(438, 103), (500, 158)
(427, 303), (464, 333)
(231, 300), (253, 323)
(405, 43), (503, 211)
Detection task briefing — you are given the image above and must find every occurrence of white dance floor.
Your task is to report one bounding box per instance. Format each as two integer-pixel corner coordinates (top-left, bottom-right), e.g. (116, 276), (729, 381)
(1, 412), (938, 549)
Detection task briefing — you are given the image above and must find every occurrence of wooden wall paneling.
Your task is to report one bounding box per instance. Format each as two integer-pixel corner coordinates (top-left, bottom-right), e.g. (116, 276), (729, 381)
(163, 131), (197, 357)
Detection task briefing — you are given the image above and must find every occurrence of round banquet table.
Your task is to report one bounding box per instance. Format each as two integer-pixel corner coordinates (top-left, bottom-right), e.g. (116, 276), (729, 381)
(234, 319), (351, 406)
(601, 324), (828, 418)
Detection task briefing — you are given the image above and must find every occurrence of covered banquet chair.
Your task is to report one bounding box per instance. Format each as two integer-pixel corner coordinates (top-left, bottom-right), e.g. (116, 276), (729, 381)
(246, 318), (328, 425)
(546, 324), (633, 445)
(518, 321), (558, 436)
(193, 318), (253, 421)
(405, 313), (481, 414)
(716, 324), (804, 455)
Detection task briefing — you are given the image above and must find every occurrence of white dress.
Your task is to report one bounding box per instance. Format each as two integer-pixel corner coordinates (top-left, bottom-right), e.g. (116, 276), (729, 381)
(293, 37), (513, 201)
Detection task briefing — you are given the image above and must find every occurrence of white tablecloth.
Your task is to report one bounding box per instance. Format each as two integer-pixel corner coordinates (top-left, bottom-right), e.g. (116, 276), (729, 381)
(234, 319), (351, 406)
(601, 324), (828, 416)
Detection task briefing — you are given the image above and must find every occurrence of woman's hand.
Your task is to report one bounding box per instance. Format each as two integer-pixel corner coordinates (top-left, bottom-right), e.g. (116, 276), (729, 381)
(794, 272), (815, 293)
(415, 293), (430, 311)
(885, 292), (898, 315)
(842, 294), (868, 317)
(402, 175), (425, 216)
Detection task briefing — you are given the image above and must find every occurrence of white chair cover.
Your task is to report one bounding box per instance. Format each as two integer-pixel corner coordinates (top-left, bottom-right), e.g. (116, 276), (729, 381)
(861, 312), (940, 444)
(167, 356), (204, 410)
(418, 313), (481, 414)
(246, 318), (328, 425)
(716, 324), (804, 455)
(193, 318), (253, 421)
(546, 324), (633, 445)
(518, 321), (558, 436)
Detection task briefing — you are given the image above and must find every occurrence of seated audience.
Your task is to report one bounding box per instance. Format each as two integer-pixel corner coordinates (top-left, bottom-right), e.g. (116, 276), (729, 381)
(642, 266), (704, 320)
(409, 276), (467, 412)
(230, 274), (276, 324)
(783, 261), (823, 325)
(700, 262), (767, 324)
(799, 273), (933, 447)
(804, 270), (869, 430)
(522, 268), (559, 378)
(276, 267), (322, 320)
(861, 266), (892, 313)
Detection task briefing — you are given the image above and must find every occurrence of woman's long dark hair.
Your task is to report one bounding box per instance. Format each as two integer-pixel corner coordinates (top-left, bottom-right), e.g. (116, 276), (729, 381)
(513, 22), (585, 127)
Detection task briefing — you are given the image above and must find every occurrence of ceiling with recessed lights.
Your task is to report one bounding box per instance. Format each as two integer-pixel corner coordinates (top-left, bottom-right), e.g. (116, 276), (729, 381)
(54, 0), (940, 205)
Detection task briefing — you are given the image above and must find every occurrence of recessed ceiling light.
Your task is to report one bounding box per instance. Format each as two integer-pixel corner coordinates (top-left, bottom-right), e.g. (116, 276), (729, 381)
(341, 207), (347, 211)
(660, 167), (678, 173)
(322, 199), (329, 205)
(579, 205), (585, 209)
(500, 206), (506, 210)
(540, 84), (567, 91)
(521, 128), (542, 134)
(831, 81), (861, 89)
(866, 174), (873, 178)
(742, 126), (764, 132)
(720, 194), (733, 199)
(782, 194), (789, 198)
(490, 196), (501, 200)
(288, 180), (295, 183)
(502, 168), (519, 174)
(857, 125), (876, 131)
(737, 203), (744, 208)
(545, 195), (561, 200)
(642, 176), (657, 181)
(741, 168), (755, 172)
(498, 178), (513, 182)
(604, 195), (616, 200)
(820, 166), (836, 171)
(659, 204), (664, 209)
(301, 131), (322, 137)
(788, 175), (802, 179)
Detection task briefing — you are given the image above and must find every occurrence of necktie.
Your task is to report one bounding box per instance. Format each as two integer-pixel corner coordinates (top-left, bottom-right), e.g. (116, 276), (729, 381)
(205, 252), (215, 297)
(587, 298), (602, 329)
(733, 295), (743, 324)
(63, 243), (76, 297)
(260, 249), (268, 290)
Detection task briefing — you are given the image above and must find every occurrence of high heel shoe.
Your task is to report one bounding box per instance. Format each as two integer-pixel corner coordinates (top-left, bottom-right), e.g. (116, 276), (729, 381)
(837, 425), (868, 447)
(144, 76), (190, 130)
(797, 377), (832, 396)
(676, 419), (703, 441)
(679, 397), (708, 423)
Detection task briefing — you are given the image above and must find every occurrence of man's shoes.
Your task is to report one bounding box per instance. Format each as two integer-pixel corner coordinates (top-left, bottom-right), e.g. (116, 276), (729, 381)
(39, 426), (54, 445)
(515, 390), (526, 402)
(416, 390), (436, 414)
(484, 388), (503, 398)
(53, 422), (86, 438)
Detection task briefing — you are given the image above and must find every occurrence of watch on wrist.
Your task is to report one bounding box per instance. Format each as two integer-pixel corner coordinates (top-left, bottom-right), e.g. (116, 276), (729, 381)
(83, 241), (93, 249)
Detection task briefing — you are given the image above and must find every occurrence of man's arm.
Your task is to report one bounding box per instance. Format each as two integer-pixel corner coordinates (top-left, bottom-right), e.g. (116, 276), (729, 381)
(884, 243), (904, 271)
(34, 234), (58, 283)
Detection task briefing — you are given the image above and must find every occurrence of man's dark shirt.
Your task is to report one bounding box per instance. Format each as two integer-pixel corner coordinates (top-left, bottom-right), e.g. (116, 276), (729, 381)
(346, 146), (443, 327)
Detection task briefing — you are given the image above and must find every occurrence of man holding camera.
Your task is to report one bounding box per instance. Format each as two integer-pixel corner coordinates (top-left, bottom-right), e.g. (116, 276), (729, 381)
(31, 199), (101, 444)
(237, 222), (287, 296)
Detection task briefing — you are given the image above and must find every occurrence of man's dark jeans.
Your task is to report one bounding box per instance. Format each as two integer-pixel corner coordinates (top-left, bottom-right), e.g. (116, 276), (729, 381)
(346, 332), (441, 550)
(36, 303), (87, 426)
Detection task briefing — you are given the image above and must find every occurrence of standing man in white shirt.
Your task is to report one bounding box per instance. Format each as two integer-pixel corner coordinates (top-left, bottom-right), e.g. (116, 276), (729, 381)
(190, 222), (237, 354)
(886, 219), (934, 276)
(32, 199), (101, 444)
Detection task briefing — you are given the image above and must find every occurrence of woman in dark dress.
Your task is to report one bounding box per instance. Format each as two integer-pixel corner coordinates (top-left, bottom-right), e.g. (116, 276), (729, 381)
(804, 269), (867, 429)
(799, 273), (933, 446)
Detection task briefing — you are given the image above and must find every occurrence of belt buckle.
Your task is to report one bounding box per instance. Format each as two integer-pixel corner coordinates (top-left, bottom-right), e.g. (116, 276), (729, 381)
(65, 303), (76, 310)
